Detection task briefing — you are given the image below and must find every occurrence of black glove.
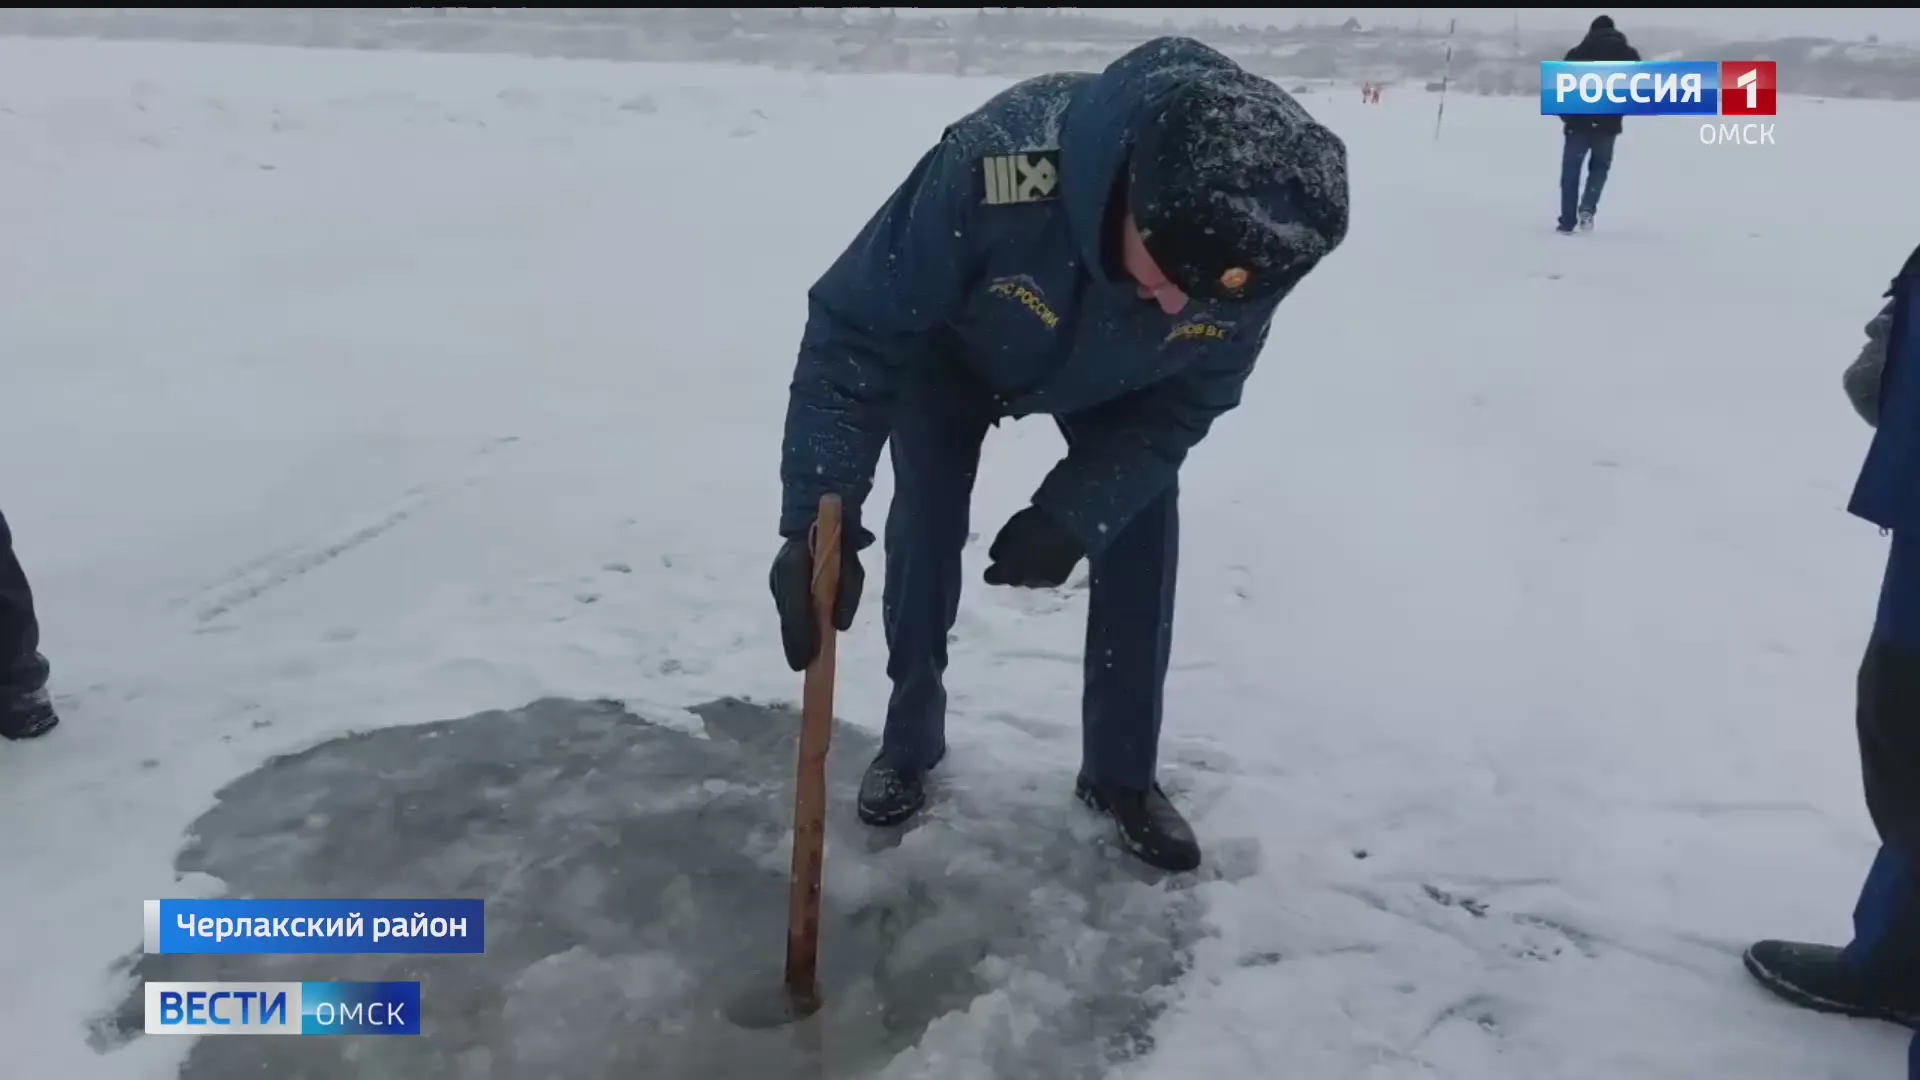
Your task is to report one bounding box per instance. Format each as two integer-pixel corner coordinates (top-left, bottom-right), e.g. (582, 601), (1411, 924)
(770, 534), (863, 672)
(983, 505), (1084, 588)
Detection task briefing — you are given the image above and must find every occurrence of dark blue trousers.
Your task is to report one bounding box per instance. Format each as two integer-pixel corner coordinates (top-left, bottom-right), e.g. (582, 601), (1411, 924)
(1558, 127), (1617, 230)
(1846, 846), (1919, 977)
(1844, 531), (1920, 983)
(879, 378), (1176, 791)
(0, 509), (46, 690)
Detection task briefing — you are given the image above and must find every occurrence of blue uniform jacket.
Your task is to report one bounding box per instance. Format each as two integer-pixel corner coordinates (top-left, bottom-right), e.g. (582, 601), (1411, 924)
(1850, 242), (1920, 642)
(777, 37), (1335, 553)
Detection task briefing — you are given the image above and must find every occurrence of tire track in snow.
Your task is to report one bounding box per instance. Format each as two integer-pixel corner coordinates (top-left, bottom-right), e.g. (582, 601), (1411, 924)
(188, 435), (521, 625)
(193, 500), (429, 624)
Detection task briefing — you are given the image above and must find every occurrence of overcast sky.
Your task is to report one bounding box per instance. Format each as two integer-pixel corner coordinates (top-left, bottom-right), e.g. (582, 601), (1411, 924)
(1086, 7), (1920, 44)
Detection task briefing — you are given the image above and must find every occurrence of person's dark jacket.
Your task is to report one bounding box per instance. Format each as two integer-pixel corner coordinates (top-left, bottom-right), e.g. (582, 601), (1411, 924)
(776, 37), (1347, 552)
(1562, 19), (1642, 135)
(1850, 241), (1920, 537)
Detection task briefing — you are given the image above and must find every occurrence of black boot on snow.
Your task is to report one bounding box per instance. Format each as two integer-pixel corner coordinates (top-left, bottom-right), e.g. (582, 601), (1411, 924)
(856, 753), (936, 827)
(0, 685), (59, 741)
(1744, 940), (1920, 1027)
(1076, 778), (1202, 873)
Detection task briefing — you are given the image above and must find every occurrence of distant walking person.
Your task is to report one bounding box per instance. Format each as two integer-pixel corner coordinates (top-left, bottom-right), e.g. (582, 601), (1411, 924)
(1557, 15), (1640, 234)
(0, 510), (59, 739)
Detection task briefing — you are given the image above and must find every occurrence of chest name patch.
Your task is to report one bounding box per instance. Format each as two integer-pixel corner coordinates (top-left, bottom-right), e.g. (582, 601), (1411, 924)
(1167, 318), (1234, 344)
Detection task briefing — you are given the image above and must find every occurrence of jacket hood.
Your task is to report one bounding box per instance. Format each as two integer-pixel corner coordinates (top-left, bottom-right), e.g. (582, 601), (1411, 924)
(1581, 26), (1632, 50)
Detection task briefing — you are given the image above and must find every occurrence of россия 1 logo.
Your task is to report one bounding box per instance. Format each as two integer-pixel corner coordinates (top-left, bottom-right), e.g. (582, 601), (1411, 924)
(1539, 60), (1777, 145)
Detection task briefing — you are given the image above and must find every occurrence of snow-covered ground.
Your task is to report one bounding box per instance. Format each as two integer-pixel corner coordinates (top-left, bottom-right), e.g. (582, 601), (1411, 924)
(1, 34), (1913, 1079)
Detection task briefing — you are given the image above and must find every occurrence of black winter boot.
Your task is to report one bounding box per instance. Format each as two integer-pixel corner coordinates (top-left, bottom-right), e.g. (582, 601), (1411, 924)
(1076, 777), (1201, 873)
(0, 685), (57, 740)
(1744, 940), (1920, 1027)
(0, 652), (57, 740)
(856, 754), (935, 827)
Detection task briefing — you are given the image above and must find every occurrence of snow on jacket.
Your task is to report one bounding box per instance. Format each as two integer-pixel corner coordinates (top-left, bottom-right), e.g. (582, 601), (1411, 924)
(776, 36), (1348, 552)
